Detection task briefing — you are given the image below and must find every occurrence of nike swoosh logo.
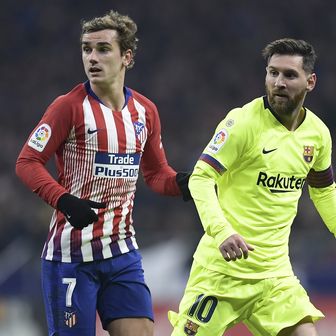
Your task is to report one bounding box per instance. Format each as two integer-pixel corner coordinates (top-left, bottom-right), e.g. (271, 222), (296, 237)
(262, 148), (277, 154)
(88, 128), (101, 134)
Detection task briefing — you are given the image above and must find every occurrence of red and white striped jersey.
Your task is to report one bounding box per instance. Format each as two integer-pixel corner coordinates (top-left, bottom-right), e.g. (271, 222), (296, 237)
(16, 82), (180, 262)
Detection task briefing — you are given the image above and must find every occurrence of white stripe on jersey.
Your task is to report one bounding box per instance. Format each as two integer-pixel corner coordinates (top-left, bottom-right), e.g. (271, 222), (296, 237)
(44, 211), (57, 260)
(81, 225), (94, 262)
(60, 222), (72, 262)
(130, 236), (139, 249)
(118, 239), (130, 254)
(100, 104), (118, 153)
(122, 106), (137, 154)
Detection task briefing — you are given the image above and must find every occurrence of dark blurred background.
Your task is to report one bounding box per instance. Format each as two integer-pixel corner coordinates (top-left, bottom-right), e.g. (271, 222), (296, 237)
(1, 0), (336, 335)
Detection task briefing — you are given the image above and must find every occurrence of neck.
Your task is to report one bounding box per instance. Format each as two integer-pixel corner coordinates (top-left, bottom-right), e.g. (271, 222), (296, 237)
(275, 106), (305, 131)
(90, 74), (126, 111)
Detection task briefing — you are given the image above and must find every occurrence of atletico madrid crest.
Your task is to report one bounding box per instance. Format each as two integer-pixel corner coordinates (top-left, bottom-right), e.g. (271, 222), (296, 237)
(64, 311), (77, 328)
(133, 121), (147, 143)
(303, 145), (314, 163)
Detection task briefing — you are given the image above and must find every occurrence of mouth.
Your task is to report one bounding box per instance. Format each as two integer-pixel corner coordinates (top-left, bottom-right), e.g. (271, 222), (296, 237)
(89, 67), (102, 74)
(273, 92), (288, 100)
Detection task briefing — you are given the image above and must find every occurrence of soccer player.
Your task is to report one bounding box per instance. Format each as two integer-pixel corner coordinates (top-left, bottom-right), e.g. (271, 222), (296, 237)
(16, 10), (190, 336)
(169, 38), (336, 336)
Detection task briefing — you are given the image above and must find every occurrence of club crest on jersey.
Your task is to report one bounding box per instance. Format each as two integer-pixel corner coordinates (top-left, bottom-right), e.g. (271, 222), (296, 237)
(28, 123), (51, 152)
(184, 319), (199, 335)
(93, 152), (140, 179)
(64, 311), (77, 328)
(133, 121), (146, 143)
(208, 129), (228, 153)
(303, 145), (314, 163)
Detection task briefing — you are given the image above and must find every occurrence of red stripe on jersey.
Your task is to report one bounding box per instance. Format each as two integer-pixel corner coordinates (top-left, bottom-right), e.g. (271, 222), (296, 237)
(125, 195), (134, 238)
(112, 205), (123, 241)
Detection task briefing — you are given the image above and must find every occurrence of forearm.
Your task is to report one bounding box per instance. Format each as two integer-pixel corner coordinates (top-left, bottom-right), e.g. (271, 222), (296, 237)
(16, 156), (67, 208)
(142, 164), (181, 196)
(189, 164), (236, 246)
(309, 183), (336, 236)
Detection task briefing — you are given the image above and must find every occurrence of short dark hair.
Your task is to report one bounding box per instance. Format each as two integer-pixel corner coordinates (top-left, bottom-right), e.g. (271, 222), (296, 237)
(262, 38), (317, 74)
(81, 10), (138, 69)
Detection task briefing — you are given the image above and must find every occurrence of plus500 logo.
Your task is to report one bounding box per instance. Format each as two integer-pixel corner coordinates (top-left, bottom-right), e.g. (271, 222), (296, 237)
(93, 152), (140, 179)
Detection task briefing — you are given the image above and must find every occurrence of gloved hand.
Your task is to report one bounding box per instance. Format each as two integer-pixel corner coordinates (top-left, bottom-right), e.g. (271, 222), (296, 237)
(176, 172), (192, 201)
(57, 193), (106, 229)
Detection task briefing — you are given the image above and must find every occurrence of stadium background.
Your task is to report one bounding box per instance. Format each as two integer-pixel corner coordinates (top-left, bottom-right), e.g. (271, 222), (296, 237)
(1, 0), (336, 335)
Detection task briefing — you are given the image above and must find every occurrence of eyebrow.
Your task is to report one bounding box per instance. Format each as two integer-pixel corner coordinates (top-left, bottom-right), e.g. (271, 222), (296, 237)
(81, 41), (112, 46)
(267, 66), (298, 72)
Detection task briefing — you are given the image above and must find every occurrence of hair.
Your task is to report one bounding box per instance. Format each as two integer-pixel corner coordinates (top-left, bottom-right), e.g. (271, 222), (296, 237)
(262, 38), (317, 74)
(81, 10), (139, 69)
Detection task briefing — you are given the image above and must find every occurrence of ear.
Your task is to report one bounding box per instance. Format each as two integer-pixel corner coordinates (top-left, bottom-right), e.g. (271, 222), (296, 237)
(122, 49), (133, 68)
(306, 73), (317, 92)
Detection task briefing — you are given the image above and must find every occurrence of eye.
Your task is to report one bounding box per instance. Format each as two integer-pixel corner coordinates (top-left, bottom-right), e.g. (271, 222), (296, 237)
(284, 72), (298, 79)
(98, 47), (110, 53)
(82, 46), (91, 53)
(269, 69), (278, 77)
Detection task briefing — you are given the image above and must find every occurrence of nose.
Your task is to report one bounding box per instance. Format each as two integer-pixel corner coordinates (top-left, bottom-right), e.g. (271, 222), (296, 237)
(88, 49), (98, 65)
(274, 75), (286, 88)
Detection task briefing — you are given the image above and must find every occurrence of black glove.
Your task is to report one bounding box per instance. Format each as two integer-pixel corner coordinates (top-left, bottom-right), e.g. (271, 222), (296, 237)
(176, 172), (192, 201)
(57, 193), (106, 229)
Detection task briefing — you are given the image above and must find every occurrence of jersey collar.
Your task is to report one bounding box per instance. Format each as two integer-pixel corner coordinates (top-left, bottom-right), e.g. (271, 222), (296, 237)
(84, 80), (132, 109)
(262, 95), (307, 129)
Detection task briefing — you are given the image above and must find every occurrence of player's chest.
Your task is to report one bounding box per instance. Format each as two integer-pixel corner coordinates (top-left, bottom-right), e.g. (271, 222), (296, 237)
(75, 103), (148, 153)
(248, 128), (319, 175)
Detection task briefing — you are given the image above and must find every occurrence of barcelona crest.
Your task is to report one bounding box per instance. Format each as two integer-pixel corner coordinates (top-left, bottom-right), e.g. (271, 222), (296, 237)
(64, 311), (77, 328)
(184, 319), (199, 335)
(303, 145), (314, 163)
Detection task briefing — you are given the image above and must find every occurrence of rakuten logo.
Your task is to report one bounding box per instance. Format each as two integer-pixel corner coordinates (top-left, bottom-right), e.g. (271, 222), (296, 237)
(256, 172), (305, 193)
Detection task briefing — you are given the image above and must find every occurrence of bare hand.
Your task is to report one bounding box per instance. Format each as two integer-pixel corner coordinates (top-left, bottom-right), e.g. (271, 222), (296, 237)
(219, 234), (254, 262)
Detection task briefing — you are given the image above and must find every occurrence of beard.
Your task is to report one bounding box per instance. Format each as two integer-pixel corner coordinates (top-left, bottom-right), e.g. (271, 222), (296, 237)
(266, 86), (307, 116)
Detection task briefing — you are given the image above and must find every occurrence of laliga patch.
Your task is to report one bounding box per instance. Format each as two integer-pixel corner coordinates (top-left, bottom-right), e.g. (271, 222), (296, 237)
(93, 152), (140, 179)
(184, 319), (199, 335)
(208, 128), (228, 153)
(28, 123), (51, 152)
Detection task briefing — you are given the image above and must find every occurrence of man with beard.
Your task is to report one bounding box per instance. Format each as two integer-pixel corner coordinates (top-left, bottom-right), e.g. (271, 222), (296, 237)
(169, 38), (336, 336)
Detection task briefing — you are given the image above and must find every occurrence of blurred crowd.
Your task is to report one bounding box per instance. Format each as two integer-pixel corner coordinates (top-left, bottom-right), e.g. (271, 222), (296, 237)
(1, 0), (336, 334)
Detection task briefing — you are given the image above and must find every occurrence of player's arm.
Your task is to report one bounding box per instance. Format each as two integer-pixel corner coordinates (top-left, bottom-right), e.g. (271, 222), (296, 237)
(307, 127), (336, 235)
(140, 104), (191, 200)
(308, 167), (336, 235)
(190, 159), (254, 261)
(16, 97), (71, 207)
(15, 97), (105, 229)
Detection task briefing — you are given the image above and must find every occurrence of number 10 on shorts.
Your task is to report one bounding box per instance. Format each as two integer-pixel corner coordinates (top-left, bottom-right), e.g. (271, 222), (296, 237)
(188, 294), (218, 323)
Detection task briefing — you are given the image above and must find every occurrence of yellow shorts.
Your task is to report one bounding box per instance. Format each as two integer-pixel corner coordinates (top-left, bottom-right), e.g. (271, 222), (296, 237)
(169, 261), (324, 336)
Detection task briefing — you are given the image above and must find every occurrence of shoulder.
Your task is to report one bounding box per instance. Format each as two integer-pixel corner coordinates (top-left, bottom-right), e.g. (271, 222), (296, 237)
(128, 88), (158, 114)
(49, 83), (86, 109)
(304, 108), (332, 146)
(216, 97), (264, 131)
(305, 108), (330, 133)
